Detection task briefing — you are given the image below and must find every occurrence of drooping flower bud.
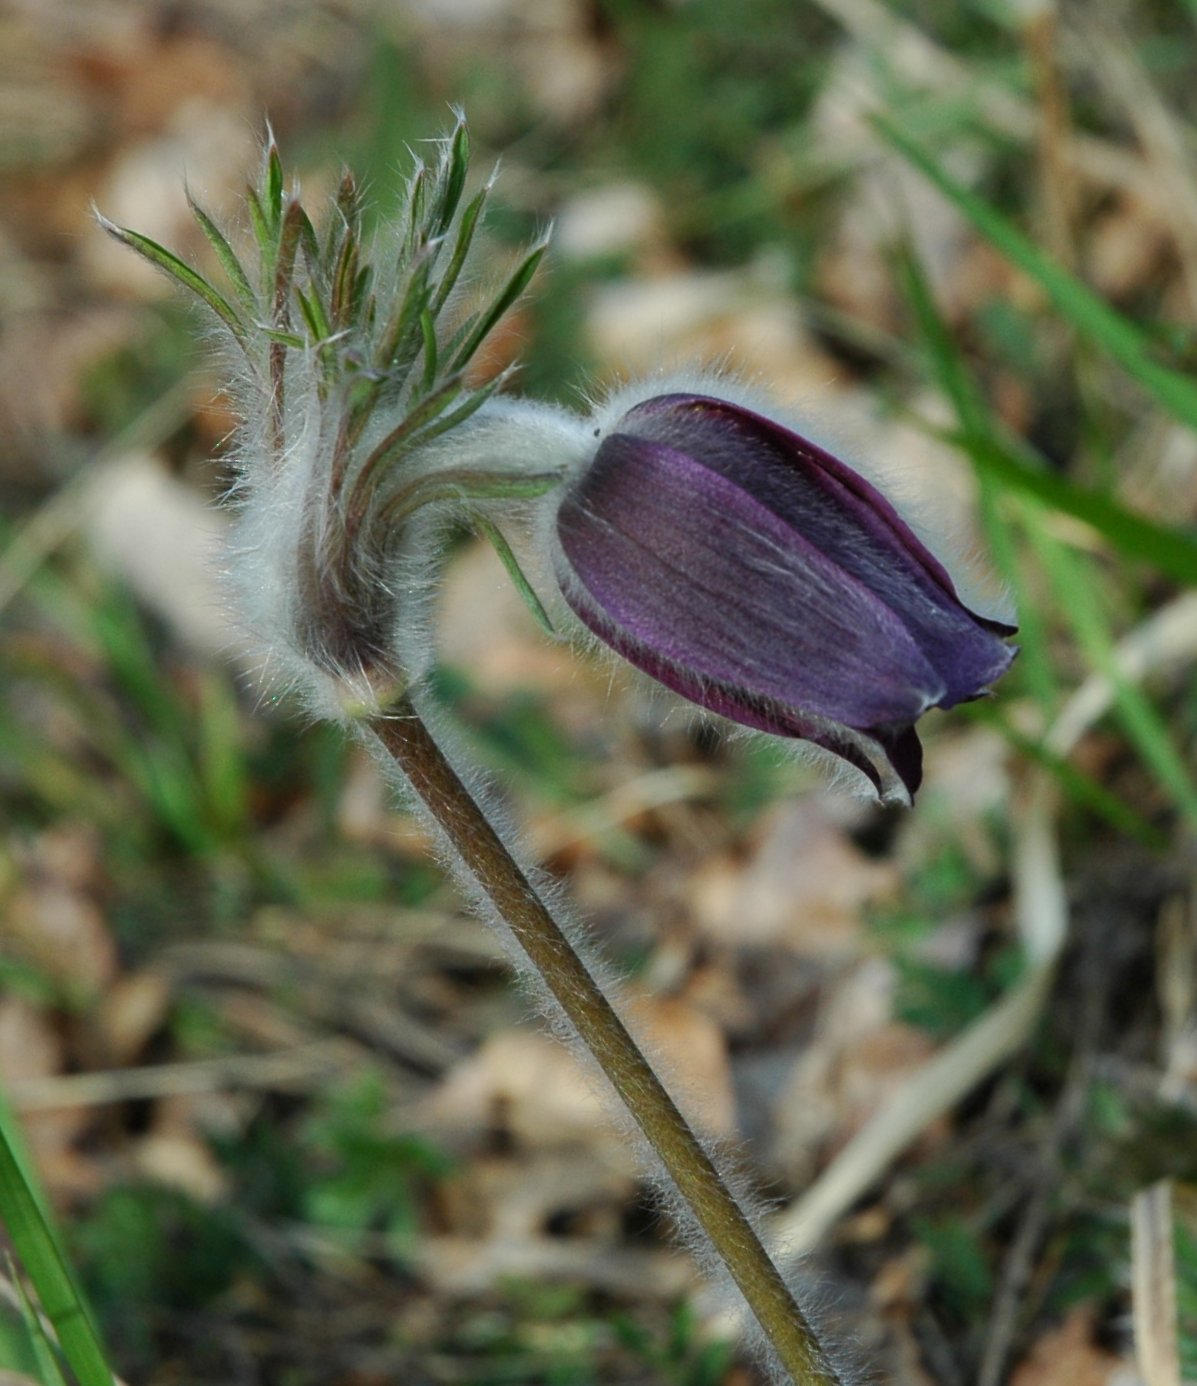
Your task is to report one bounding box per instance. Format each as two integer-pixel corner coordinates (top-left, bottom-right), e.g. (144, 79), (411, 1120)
(553, 392), (1017, 802)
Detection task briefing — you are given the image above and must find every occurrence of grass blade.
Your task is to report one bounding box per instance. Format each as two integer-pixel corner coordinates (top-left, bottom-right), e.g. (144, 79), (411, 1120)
(877, 116), (1197, 431)
(896, 241), (1059, 711)
(896, 242), (1197, 586)
(11, 1260), (71, 1386)
(0, 1101), (116, 1386)
(964, 431), (1197, 586)
(965, 701), (1165, 848)
(1028, 517), (1197, 831)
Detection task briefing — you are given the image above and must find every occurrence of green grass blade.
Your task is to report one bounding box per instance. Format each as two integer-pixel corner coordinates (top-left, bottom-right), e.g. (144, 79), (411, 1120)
(0, 1109), (116, 1386)
(965, 701), (1165, 849)
(11, 1262), (70, 1386)
(1028, 518), (1197, 831)
(964, 431), (1197, 586)
(195, 672), (250, 840)
(894, 216), (1197, 586)
(894, 240), (987, 437)
(877, 116), (1197, 430)
(979, 478), (1057, 712)
(896, 242), (1057, 709)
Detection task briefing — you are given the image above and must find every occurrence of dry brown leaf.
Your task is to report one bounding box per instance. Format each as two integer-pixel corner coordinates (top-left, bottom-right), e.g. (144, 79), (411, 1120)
(425, 989), (735, 1160)
(586, 262), (844, 388)
(84, 103), (258, 296)
(555, 182), (665, 262)
(689, 799), (897, 957)
(97, 968), (172, 1064)
(1009, 1307), (1131, 1386)
(6, 827), (116, 995)
(424, 1027), (625, 1158)
(402, 0), (612, 124)
(622, 990), (737, 1139)
(0, 997), (97, 1197)
(773, 958), (938, 1181)
(132, 1130), (228, 1204)
(85, 452), (238, 660)
(1086, 194), (1174, 301)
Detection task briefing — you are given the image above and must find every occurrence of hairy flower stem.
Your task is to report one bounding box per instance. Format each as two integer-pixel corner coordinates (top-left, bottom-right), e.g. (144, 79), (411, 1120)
(371, 694), (841, 1386)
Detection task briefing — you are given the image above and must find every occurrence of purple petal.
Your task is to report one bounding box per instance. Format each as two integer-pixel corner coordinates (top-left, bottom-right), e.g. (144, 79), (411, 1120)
(620, 395), (1016, 708)
(557, 581), (926, 797)
(556, 433), (947, 731)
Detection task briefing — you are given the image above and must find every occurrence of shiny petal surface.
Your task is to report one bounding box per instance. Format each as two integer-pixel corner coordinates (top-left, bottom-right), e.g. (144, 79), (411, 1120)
(554, 394), (1018, 800)
(557, 434), (947, 729)
(621, 394), (1016, 706)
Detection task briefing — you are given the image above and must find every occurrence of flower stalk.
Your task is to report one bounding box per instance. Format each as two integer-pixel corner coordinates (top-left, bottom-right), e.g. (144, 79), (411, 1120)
(371, 691), (841, 1386)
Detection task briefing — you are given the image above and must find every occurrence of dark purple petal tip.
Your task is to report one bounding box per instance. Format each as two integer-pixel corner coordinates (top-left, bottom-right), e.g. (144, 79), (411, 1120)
(555, 393), (1017, 802)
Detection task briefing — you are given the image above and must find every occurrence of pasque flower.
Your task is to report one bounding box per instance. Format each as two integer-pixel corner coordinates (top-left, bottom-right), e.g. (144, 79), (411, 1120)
(101, 121), (1013, 1381)
(554, 392), (1017, 802)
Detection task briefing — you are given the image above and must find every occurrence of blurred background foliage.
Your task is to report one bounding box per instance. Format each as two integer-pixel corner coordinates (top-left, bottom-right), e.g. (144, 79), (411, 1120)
(1, 1), (1197, 1382)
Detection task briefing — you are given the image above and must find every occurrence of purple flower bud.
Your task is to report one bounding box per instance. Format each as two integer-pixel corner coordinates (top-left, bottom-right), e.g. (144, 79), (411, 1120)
(554, 393), (1017, 802)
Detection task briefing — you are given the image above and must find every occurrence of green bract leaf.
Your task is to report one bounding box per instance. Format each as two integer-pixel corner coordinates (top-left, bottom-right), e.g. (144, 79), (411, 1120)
(296, 284), (331, 345)
(384, 465), (563, 526)
(352, 374), (468, 507)
(187, 190), (258, 317)
(436, 117), (470, 237)
(244, 184), (273, 272)
(420, 307), (439, 392)
(474, 514), (557, 636)
(259, 326), (307, 348)
(430, 185), (489, 318)
(450, 240), (548, 373)
(94, 212), (249, 350)
(265, 137), (285, 229)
